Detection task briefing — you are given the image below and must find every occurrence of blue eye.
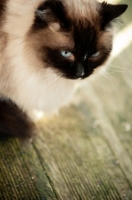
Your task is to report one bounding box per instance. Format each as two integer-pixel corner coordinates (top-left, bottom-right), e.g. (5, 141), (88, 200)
(91, 51), (100, 58)
(61, 51), (72, 58)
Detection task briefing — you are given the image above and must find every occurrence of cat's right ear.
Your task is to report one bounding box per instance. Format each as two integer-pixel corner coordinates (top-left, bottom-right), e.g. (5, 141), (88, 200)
(35, 0), (68, 30)
(35, 0), (59, 28)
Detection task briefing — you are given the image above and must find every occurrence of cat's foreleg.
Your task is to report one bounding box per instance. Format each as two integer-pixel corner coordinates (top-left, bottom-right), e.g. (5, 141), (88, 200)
(0, 99), (37, 139)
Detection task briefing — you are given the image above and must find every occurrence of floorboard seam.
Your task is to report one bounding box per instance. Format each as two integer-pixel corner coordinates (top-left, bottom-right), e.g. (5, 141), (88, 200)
(32, 142), (60, 200)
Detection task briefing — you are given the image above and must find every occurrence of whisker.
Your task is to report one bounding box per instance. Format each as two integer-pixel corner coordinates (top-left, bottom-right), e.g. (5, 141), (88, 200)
(45, 74), (63, 88)
(40, 75), (64, 96)
(107, 64), (132, 72)
(46, 77), (64, 94)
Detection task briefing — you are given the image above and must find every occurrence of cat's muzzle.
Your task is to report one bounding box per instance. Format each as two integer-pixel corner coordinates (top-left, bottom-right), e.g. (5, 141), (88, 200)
(75, 63), (85, 78)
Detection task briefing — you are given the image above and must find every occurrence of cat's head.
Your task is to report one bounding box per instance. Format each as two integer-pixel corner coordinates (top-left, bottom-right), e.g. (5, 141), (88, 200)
(29, 0), (128, 80)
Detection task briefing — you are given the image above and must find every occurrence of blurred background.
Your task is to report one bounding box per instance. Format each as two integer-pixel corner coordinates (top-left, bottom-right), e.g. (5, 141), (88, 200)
(0, 0), (132, 199)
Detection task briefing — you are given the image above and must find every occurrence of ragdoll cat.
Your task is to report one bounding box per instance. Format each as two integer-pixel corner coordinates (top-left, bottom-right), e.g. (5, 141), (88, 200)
(0, 0), (128, 137)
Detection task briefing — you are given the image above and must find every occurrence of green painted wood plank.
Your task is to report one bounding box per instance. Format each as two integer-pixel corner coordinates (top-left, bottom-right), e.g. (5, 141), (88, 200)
(0, 139), (57, 200)
(33, 98), (132, 199)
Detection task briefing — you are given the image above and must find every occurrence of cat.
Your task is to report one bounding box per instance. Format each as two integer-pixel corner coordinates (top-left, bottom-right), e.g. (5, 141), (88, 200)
(0, 0), (128, 138)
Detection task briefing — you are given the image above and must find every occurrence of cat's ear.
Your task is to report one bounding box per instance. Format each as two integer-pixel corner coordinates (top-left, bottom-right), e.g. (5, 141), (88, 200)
(36, 0), (68, 30)
(36, 0), (59, 24)
(101, 2), (128, 28)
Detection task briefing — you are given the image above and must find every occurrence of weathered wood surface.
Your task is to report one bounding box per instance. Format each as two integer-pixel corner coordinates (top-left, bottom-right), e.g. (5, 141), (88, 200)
(0, 0), (132, 199)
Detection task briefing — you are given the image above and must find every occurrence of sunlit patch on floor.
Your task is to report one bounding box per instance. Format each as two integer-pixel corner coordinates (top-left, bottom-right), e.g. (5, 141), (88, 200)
(112, 23), (132, 59)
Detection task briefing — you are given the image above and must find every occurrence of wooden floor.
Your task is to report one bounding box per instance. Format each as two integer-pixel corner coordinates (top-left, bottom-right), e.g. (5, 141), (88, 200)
(0, 0), (132, 199)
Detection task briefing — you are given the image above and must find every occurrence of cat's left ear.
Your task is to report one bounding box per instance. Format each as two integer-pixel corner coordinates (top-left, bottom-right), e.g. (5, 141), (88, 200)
(101, 2), (128, 28)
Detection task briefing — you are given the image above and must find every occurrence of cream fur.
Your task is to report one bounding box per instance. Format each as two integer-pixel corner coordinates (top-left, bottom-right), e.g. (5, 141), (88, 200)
(65, 0), (99, 22)
(0, 0), (78, 118)
(0, 0), (110, 120)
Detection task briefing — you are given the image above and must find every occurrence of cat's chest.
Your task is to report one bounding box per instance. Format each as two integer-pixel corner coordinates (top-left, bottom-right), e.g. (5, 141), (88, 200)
(35, 76), (76, 113)
(11, 68), (77, 114)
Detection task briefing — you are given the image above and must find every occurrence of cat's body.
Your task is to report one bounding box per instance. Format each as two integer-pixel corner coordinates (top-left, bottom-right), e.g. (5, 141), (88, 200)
(0, 0), (127, 137)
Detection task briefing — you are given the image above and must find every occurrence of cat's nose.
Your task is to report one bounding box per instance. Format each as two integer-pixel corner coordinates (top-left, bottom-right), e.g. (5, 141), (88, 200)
(75, 63), (85, 78)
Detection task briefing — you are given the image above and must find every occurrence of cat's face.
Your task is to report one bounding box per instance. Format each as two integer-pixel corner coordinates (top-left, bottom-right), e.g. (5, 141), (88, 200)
(28, 0), (127, 80)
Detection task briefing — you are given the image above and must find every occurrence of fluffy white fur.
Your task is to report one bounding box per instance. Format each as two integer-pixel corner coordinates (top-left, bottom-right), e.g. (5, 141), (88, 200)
(0, 0), (81, 118)
(0, 0), (111, 120)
